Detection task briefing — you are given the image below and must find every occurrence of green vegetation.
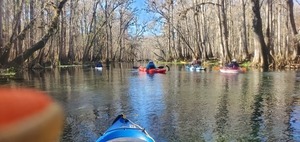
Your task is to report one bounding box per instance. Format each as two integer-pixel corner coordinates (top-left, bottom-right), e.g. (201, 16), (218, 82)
(0, 68), (16, 76)
(240, 61), (251, 67)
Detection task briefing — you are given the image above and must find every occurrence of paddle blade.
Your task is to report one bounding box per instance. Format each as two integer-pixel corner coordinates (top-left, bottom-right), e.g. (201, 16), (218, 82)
(241, 67), (247, 73)
(213, 66), (220, 70)
(132, 66), (140, 69)
(157, 66), (164, 69)
(166, 65), (170, 71)
(157, 65), (170, 71)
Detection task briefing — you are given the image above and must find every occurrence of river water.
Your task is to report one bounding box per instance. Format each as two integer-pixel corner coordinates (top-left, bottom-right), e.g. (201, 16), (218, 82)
(2, 64), (300, 142)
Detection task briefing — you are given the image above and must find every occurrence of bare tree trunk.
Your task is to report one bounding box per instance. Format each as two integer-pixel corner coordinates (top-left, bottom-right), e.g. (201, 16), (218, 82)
(217, 0), (230, 64)
(68, 0), (75, 64)
(109, 20), (113, 61)
(16, 0), (23, 57)
(116, 2), (133, 62)
(6, 0), (68, 68)
(167, 1), (172, 61)
(16, 8), (22, 57)
(193, 0), (201, 59)
(287, 0), (300, 59)
(82, 0), (99, 62)
(200, 3), (208, 60)
(37, 0), (46, 65)
(277, 4), (282, 57)
(221, 0), (230, 62)
(117, 6), (124, 62)
(266, 0), (275, 68)
(176, 21), (183, 60)
(29, 0), (34, 48)
(287, 0), (297, 35)
(0, 0), (24, 64)
(241, 0), (249, 60)
(13, 0), (19, 59)
(105, 0), (110, 63)
(102, 0), (124, 63)
(251, 0), (269, 71)
(171, 0), (177, 60)
(59, 6), (68, 64)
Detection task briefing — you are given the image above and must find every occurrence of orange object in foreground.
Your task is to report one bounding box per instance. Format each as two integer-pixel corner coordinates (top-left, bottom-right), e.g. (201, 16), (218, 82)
(0, 87), (64, 142)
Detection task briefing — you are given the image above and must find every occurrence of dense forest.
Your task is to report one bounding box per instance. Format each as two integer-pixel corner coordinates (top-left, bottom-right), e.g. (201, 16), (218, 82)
(0, 0), (299, 71)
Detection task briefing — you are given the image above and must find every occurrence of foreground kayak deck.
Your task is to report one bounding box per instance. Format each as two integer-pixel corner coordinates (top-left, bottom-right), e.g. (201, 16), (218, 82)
(96, 114), (155, 142)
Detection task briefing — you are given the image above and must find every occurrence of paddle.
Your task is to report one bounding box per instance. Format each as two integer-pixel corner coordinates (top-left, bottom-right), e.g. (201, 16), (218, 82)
(157, 65), (170, 71)
(213, 66), (221, 70)
(240, 67), (247, 72)
(157, 66), (164, 69)
(132, 66), (140, 69)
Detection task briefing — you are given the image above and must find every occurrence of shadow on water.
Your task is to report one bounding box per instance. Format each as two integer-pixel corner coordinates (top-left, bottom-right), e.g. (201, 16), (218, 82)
(1, 65), (300, 141)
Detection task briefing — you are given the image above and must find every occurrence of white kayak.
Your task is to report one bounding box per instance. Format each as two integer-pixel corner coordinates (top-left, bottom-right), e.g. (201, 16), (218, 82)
(185, 65), (206, 71)
(95, 67), (103, 71)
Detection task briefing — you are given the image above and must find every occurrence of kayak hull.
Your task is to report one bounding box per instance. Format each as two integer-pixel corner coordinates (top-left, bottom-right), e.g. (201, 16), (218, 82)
(96, 114), (155, 142)
(220, 67), (242, 73)
(95, 67), (103, 71)
(185, 65), (206, 71)
(139, 66), (166, 74)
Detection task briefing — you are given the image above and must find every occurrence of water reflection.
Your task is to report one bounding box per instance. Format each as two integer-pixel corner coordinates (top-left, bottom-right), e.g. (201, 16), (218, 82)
(250, 73), (270, 141)
(248, 72), (298, 142)
(215, 76), (230, 141)
(128, 72), (166, 133)
(1, 65), (300, 142)
(289, 73), (300, 141)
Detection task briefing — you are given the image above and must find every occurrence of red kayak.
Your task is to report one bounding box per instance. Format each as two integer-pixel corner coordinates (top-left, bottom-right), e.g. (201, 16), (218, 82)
(138, 66), (167, 74)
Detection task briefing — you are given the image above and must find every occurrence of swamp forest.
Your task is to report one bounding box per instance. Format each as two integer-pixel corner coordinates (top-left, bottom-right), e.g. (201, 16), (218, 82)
(0, 0), (299, 73)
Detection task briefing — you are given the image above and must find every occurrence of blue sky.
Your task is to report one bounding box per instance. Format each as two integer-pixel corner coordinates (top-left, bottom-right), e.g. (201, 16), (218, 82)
(130, 0), (163, 36)
(133, 0), (149, 23)
(128, 0), (165, 37)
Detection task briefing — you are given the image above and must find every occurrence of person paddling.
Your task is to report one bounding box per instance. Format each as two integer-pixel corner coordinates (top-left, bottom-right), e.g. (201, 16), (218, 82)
(96, 61), (103, 67)
(146, 60), (156, 70)
(190, 57), (201, 67)
(226, 59), (239, 69)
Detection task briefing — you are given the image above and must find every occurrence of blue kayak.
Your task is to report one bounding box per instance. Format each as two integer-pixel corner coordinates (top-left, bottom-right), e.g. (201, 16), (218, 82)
(96, 114), (155, 142)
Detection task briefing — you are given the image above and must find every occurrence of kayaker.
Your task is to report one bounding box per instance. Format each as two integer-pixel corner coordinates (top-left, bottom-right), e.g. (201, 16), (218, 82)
(96, 114), (155, 142)
(191, 57), (201, 67)
(96, 61), (103, 67)
(226, 59), (239, 69)
(146, 60), (156, 70)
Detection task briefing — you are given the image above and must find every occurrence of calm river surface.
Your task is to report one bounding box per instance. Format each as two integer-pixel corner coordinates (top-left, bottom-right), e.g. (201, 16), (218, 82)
(2, 64), (300, 142)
